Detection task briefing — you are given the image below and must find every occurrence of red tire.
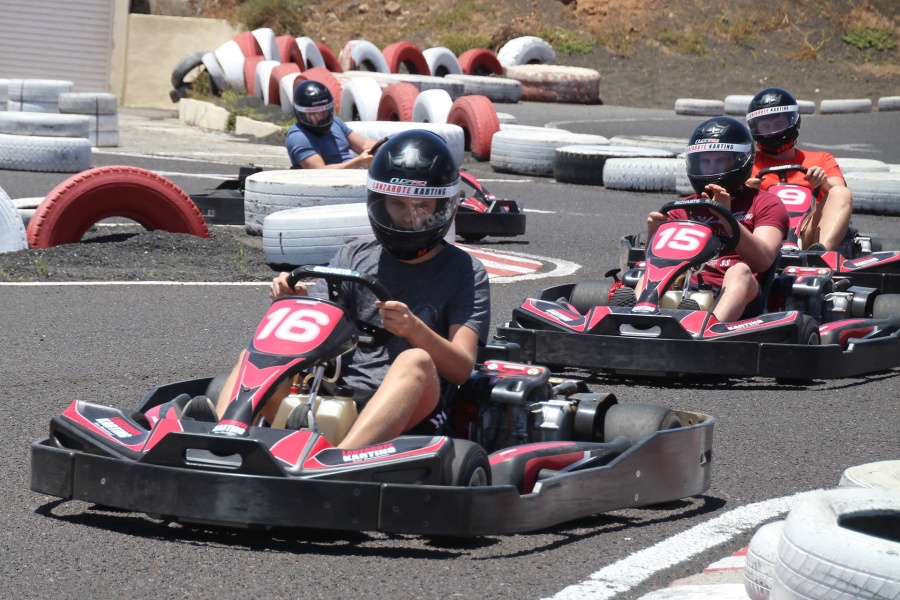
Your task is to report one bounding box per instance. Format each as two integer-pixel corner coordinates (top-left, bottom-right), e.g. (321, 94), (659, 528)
(457, 49), (503, 76)
(315, 42), (343, 73)
(27, 166), (209, 249)
(297, 66), (343, 111)
(382, 41), (429, 75)
(446, 95), (499, 161)
(232, 31), (263, 57)
(275, 34), (303, 64)
(377, 82), (419, 121)
(242, 55), (266, 95)
(268, 63), (301, 106)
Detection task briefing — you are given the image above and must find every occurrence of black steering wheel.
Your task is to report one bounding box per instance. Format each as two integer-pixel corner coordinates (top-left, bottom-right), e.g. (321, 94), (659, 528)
(659, 198), (741, 254)
(287, 265), (394, 346)
(756, 163), (820, 198)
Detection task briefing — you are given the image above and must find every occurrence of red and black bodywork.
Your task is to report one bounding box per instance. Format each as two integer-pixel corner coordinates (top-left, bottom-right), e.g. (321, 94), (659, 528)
(31, 266), (712, 536)
(486, 199), (900, 380)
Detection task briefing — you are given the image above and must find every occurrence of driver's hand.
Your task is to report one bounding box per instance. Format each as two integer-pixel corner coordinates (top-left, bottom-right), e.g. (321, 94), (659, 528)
(744, 177), (762, 189)
(702, 184), (732, 210)
(376, 300), (421, 339)
(805, 166), (828, 189)
(269, 272), (307, 300)
(647, 211), (666, 239)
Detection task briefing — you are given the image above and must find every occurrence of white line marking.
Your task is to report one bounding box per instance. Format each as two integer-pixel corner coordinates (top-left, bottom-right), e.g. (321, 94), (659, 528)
(0, 281), (268, 287)
(543, 490), (817, 600)
(154, 171), (237, 180)
(524, 208), (555, 214)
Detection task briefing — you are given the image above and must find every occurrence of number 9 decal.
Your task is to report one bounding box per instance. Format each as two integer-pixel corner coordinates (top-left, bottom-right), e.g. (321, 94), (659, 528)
(775, 187), (811, 207)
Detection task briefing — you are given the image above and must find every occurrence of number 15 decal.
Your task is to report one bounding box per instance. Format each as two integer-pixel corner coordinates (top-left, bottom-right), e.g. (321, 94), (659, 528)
(654, 225), (708, 252)
(257, 306), (331, 343)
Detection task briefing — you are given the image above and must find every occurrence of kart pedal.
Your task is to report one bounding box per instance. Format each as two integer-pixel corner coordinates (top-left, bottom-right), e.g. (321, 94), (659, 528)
(182, 395), (219, 422)
(677, 298), (702, 311)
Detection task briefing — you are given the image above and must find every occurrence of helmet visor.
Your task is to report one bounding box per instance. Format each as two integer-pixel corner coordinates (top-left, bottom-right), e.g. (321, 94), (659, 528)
(293, 100), (334, 130)
(685, 141), (753, 179)
(366, 175), (459, 232)
(747, 104), (799, 138)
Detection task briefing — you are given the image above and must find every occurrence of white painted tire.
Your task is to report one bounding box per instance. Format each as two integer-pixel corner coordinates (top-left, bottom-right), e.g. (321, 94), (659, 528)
(877, 96), (900, 111)
(340, 77), (382, 122)
(387, 73), (464, 98)
(0, 113), (90, 138)
(412, 89), (453, 123)
(0, 78), (8, 104)
(346, 121), (465, 165)
(844, 172), (900, 215)
(88, 130), (120, 147)
(504, 65), (601, 104)
(839, 461), (900, 490)
(201, 51), (227, 93)
(253, 60), (282, 103)
(798, 100), (816, 114)
(608, 135), (689, 154)
(603, 157), (683, 192)
(489, 128), (609, 176)
(745, 520), (785, 600)
(251, 28), (279, 62)
(422, 47), (463, 77)
(497, 36), (555, 67)
(6, 79), (73, 103)
(244, 170), (368, 235)
(0, 133), (91, 172)
(770, 487), (900, 600)
(445, 74), (522, 103)
(724, 94), (754, 115)
(819, 99), (873, 114)
(0, 185), (28, 253)
(6, 100), (59, 113)
(674, 98), (725, 116)
(279, 72), (303, 114)
(496, 112), (517, 124)
(57, 92), (118, 114)
(675, 165), (694, 195)
(835, 157), (889, 173)
(12, 196), (43, 228)
(554, 145), (676, 186)
(296, 37), (325, 69)
(263, 203), (375, 266)
(339, 40), (390, 73)
(214, 40), (247, 93)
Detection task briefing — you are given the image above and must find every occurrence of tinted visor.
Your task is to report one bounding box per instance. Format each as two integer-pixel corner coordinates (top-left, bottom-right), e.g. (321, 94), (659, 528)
(685, 142), (753, 179)
(747, 104), (799, 138)
(293, 100), (334, 130)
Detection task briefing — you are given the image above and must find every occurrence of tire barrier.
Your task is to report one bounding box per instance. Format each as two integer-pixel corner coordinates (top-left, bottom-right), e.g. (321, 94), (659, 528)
(0, 185), (28, 253)
(844, 171), (900, 215)
(457, 48), (503, 76)
(339, 40), (390, 73)
(608, 135), (689, 154)
(268, 63), (301, 107)
(744, 520), (785, 600)
(0, 132), (91, 172)
(603, 157), (684, 192)
(674, 97), (726, 116)
(377, 82), (419, 121)
(275, 34), (303, 65)
(340, 77), (383, 122)
(0, 112), (90, 138)
(554, 145), (676, 186)
(250, 28), (279, 62)
(382, 41), (429, 75)
(446, 95), (499, 161)
(497, 36), (555, 67)
(412, 89), (454, 124)
(504, 65), (600, 104)
(0, 78), (8, 111)
(263, 203), (375, 267)
(5, 79), (73, 113)
(58, 92), (119, 147)
(445, 74), (521, 103)
(296, 37), (326, 69)
(489, 128), (609, 176)
(346, 121), (465, 165)
(422, 47), (463, 77)
(26, 166), (209, 249)
(819, 98), (873, 114)
(878, 96), (900, 111)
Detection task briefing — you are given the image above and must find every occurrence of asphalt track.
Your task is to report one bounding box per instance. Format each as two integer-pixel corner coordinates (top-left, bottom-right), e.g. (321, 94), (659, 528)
(2, 103), (899, 599)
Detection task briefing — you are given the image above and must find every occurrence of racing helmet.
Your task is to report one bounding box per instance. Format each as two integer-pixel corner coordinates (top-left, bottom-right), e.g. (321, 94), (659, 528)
(746, 87), (801, 154)
(685, 116), (755, 197)
(292, 80), (334, 136)
(366, 130), (460, 260)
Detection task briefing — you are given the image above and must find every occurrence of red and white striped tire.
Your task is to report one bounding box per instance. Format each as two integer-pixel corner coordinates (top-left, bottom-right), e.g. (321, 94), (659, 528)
(253, 60), (282, 103)
(382, 41), (429, 75)
(446, 95), (499, 161)
(268, 63), (301, 107)
(278, 73), (303, 114)
(457, 48), (503, 76)
(214, 40), (247, 93)
(275, 34), (303, 64)
(377, 82), (419, 121)
(504, 65), (600, 104)
(250, 27), (279, 61)
(26, 166), (209, 249)
(296, 37), (325, 69)
(242, 56), (266, 96)
(315, 42), (343, 72)
(339, 40), (390, 73)
(232, 31), (263, 57)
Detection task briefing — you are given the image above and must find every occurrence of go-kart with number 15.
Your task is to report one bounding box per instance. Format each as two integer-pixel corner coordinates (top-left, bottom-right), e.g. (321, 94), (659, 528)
(31, 265), (713, 537)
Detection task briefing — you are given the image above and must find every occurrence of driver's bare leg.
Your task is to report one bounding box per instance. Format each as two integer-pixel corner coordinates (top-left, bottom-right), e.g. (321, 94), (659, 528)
(713, 264), (759, 322)
(215, 351), (244, 417)
(337, 348), (440, 449)
(806, 188), (852, 251)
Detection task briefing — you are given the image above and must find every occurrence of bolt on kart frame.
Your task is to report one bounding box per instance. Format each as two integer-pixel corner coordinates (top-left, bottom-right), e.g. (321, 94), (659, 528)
(31, 266), (712, 537)
(485, 199), (900, 381)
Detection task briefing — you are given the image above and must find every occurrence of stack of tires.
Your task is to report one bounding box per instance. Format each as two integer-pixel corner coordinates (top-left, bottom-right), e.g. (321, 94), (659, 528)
(58, 92), (120, 147)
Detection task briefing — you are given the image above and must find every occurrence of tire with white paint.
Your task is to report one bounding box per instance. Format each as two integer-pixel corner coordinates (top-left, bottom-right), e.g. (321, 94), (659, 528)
(244, 169), (368, 235)
(0, 113), (90, 138)
(11, 197), (43, 228)
(382, 41), (429, 75)
(674, 98), (725, 116)
(263, 203), (375, 266)
(744, 520), (785, 600)
(296, 37), (325, 69)
(201, 52), (227, 94)
(214, 40), (247, 93)
(0, 185), (28, 253)
(878, 96), (900, 111)
(446, 94), (499, 161)
(504, 65), (600, 104)
(797, 100), (816, 114)
(267, 63), (301, 107)
(844, 172), (900, 215)
(840, 460), (900, 490)
(6, 79), (73, 103)
(340, 76), (382, 122)
(770, 487), (900, 600)
(253, 60), (282, 103)
(275, 34), (303, 64)
(675, 164), (693, 195)
(346, 121), (465, 165)
(57, 92), (118, 115)
(27, 166), (209, 249)
(724, 94), (754, 115)
(412, 89), (453, 123)
(602, 157), (683, 192)
(385, 73), (465, 98)
(445, 74), (522, 103)
(496, 112), (517, 124)
(819, 99), (873, 114)
(0, 133), (91, 172)
(251, 28), (279, 62)
(339, 40), (390, 73)
(555, 145), (676, 186)
(608, 135), (689, 154)
(835, 157), (889, 173)
(489, 128), (610, 176)
(279, 72), (303, 113)
(457, 48), (503, 76)
(422, 47), (462, 77)
(497, 36), (555, 67)
(6, 100), (59, 113)
(232, 31), (263, 57)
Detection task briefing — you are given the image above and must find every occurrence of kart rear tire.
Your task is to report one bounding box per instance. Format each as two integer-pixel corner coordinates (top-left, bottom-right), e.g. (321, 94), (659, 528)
(603, 403), (682, 445)
(205, 371), (232, 403)
(449, 440), (491, 486)
(798, 315), (821, 345)
(568, 280), (611, 313)
(872, 294), (900, 319)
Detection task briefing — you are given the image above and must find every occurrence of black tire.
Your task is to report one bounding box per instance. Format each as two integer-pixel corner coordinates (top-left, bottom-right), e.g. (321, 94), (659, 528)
(569, 280), (612, 313)
(553, 148), (606, 186)
(677, 298), (702, 310)
(603, 403), (682, 444)
(286, 403), (311, 430)
(205, 371), (232, 402)
(460, 233), (487, 242)
(609, 287), (637, 307)
(171, 50), (209, 89)
(798, 315), (821, 345)
(872, 294), (900, 319)
(449, 440), (491, 486)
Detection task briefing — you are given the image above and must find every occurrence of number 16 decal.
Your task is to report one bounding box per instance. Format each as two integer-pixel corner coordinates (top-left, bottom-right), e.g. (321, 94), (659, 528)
(257, 306), (331, 343)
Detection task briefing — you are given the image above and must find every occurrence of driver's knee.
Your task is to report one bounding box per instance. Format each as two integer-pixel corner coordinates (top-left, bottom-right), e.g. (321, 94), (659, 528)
(723, 263), (758, 300)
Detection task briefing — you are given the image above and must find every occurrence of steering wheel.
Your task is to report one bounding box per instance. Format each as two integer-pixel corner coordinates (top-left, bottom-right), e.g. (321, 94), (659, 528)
(756, 163), (821, 199)
(659, 198), (741, 254)
(288, 265), (394, 346)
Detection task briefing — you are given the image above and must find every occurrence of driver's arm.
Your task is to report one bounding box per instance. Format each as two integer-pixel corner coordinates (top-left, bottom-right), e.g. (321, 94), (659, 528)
(270, 271), (307, 299)
(298, 151), (371, 170)
(734, 224), (783, 273)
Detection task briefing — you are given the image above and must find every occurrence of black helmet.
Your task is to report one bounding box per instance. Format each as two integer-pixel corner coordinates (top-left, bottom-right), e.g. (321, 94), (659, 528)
(292, 80), (334, 135)
(685, 116), (755, 197)
(746, 87), (801, 154)
(366, 130), (460, 260)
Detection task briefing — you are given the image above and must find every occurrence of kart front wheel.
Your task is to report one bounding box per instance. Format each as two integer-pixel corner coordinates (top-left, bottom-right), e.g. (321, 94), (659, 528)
(798, 315), (821, 345)
(449, 440), (491, 486)
(569, 280), (611, 313)
(603, 403), (682, 445)
(872, 294), (900, 319)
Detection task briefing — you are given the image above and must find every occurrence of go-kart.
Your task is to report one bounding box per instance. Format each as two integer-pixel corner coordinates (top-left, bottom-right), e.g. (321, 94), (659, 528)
(188, 164), (526, 242)
(484, 199), (900, 380)
(31, 265), (712, 536)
